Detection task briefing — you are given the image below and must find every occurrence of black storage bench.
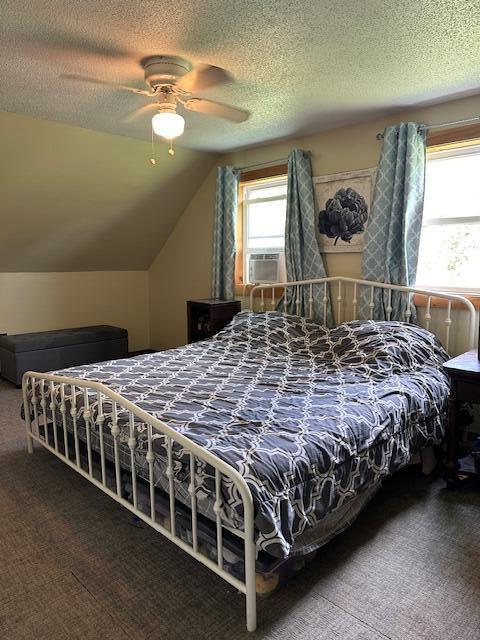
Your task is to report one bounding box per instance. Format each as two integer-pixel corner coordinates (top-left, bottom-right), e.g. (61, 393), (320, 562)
(0, 325), (128, 385)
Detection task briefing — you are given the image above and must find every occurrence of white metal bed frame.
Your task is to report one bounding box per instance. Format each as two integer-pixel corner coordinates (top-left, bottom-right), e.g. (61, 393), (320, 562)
(22, 277), (476, 632)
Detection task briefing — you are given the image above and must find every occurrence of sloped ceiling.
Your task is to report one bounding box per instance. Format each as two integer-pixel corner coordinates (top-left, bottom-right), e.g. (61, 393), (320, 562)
(1, 1), (480, 152)
(0, 110), (215, 271)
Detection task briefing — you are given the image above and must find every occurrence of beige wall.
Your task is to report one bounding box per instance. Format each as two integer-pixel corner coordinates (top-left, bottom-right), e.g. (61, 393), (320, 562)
(149, 169), (217, 350)
(0, 272), (149, 351)
(149, 93), (480, 350)
(0, 110), (216, 352)
(0, 110), (215, 271)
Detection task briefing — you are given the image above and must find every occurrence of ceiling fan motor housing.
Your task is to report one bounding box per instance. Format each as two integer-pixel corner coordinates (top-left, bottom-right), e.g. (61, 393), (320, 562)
(142, 55), (192, 89)
(156, 93), (177, 113)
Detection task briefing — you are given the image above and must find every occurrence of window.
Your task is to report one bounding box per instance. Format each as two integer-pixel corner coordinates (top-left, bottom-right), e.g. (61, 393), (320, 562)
(416, 142), (480, 292)
(237, 176), (288, 285)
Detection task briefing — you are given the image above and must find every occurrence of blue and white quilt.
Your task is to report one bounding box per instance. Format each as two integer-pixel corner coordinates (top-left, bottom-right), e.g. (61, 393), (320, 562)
(30, 312), (450, 558)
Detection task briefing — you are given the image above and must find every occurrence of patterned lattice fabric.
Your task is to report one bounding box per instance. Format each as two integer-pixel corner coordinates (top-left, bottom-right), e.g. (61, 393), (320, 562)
(211, 165), (238, 300)
(284, 149), (332, 324)
(31, 312), (449, 558)
(362, 122), (426, 319)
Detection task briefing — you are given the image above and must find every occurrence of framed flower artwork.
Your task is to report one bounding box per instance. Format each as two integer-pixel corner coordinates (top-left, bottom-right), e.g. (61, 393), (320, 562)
(313, 168), (376, 253)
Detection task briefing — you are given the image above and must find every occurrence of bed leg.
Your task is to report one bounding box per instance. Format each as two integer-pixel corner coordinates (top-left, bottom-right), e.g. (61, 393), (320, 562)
(244, 538), (257, 632)
(22, 381), (34, 454)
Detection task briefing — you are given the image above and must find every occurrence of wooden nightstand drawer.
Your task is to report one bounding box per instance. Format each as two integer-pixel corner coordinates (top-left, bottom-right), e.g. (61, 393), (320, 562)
(443, 350), (480, 487)
(451, 379), (480, 403)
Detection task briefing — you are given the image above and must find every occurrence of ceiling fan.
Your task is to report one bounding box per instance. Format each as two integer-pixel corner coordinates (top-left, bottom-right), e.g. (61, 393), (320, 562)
(62, 55), (250, 150)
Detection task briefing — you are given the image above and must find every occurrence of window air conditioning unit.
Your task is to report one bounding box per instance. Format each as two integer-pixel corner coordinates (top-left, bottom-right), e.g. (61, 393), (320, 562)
(248, 253), (282, 284)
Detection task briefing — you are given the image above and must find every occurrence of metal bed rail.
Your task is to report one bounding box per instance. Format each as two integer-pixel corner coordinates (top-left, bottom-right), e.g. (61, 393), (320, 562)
(249, 276), (477, 352)
(22, 372), (258, 632)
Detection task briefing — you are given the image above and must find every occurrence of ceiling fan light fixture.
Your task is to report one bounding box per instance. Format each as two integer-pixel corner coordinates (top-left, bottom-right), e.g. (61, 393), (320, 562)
(152, 111), (185, 139)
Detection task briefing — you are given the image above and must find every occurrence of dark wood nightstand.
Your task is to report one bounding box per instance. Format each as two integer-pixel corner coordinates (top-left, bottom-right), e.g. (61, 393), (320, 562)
(443, 350), (480, 487)
(187, 299), (241, 344)
(0, 333), (6, 377)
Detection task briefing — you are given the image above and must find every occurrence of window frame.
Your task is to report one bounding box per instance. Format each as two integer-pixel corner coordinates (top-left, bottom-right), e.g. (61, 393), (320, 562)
(235, 167), (288, 294)
(243, 177), (287, 254)
(415, 134), (480, 299)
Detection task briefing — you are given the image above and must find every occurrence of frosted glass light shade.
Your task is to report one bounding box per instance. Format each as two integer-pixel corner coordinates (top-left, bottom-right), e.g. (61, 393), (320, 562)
(152, 112), (185, 139)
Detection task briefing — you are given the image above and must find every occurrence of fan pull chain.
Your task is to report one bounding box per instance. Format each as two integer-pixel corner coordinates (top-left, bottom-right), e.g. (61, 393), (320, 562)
(149, 123), (176, 160)
(149, 125), (156, 165)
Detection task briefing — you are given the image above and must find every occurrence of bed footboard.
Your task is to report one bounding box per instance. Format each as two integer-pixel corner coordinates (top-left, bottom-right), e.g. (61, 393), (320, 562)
(22, 372), (257, 632)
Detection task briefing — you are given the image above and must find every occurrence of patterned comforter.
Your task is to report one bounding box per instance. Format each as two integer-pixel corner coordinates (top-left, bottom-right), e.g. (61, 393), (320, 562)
(35, 312), (450, 558)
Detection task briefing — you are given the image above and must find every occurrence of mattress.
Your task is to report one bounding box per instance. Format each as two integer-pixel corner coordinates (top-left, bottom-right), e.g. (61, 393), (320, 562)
(26, 311), (450, 558)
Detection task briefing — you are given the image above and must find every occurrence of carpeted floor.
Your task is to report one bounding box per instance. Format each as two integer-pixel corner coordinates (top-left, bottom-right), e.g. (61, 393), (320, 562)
(1, 379), (480, 640)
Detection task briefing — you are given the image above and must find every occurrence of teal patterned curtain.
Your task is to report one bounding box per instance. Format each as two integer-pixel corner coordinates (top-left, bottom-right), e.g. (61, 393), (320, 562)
(284, 149), (332, 324)
(361, 122), (426, 320)
(211, 166), (239, 300)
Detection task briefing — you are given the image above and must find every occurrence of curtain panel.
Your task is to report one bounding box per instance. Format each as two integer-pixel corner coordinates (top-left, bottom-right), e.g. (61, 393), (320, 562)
(362, 122), (427, 320)
(284, 149), (332, 324)
(211, 166), (239, 301)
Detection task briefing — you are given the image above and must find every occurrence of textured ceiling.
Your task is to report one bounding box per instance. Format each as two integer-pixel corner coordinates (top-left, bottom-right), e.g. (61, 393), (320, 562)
(1, 0), (480, 152)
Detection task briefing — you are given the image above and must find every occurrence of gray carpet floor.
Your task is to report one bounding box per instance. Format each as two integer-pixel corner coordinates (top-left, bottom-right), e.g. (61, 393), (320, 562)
(1, 378), (480, 640)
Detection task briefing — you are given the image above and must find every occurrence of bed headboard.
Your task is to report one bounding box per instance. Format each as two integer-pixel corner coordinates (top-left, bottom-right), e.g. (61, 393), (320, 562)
(248, 276), (477, 353)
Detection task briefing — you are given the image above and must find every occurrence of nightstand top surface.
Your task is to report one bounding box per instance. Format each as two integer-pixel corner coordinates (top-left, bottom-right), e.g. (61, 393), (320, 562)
(443, 350), (480, 376)
(188, 298), (240, 306)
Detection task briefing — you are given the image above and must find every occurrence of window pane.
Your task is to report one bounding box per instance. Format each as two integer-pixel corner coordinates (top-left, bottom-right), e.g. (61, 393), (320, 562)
(245, 183), (287, 200)
(416, 222), (480, 288)
(247, 236), (285, 249)
(246, 200), (286, 248)
(424, 151), (480, 221)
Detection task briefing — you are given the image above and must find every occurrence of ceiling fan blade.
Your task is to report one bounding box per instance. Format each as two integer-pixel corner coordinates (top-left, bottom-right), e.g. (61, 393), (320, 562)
(177, 64), (233, 92)
(183, 98), (249, 123)
(61, 74), (153, 96)
(122, 103), (160, 123)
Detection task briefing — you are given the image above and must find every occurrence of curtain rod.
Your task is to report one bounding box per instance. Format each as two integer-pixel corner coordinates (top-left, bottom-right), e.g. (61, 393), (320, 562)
(237, 157), (288, 172)
(375, 115), (480, 140)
